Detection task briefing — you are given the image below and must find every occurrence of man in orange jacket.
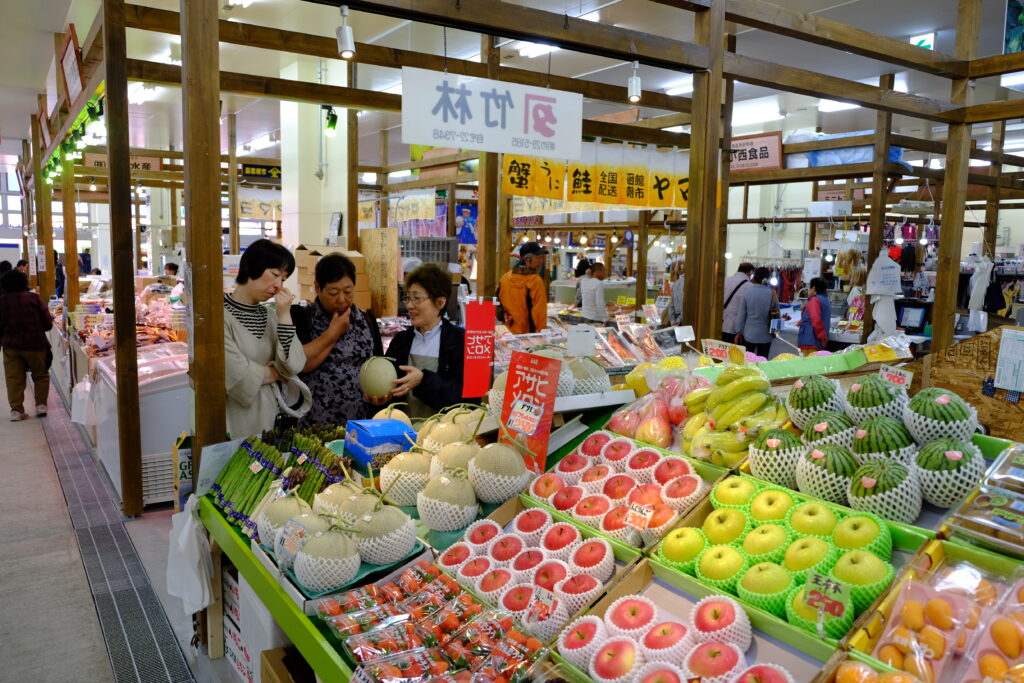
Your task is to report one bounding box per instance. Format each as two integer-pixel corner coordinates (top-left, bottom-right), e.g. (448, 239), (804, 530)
(497, 242), (548, 334)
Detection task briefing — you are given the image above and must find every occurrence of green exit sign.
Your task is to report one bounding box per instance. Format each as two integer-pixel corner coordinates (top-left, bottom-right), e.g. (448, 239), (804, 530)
(910, 32), (935, 50)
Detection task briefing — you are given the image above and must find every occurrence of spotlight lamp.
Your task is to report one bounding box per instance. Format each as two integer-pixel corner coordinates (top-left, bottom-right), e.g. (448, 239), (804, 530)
(89, 177), (97, 192)
(324, 106), (339, 137)
(337, 6), (355, 59)
(627, 61), (641, 103)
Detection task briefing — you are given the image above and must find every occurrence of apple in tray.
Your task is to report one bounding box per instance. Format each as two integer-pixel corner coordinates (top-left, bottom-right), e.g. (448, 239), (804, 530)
(542, 523), (581, 554)
(636, 667), (683, 683)
(477, 569), (513, 595)
(580, 432), (612, 458)
(602, 439), (635, 466)
(575, 494), (613, 520)
(439, 543), (472, 569)
(697, 546), (745, 582)
(467, 521), (502, 548)
(458, 557), (492, 581)
(555, 452), (591, 479)
(572, 539), (611, 571)
(607, 597), (658, 634)
(513, 508), (550, 535)
(500, 584), (535, 613)
(643, 621), (688, 651)
(511, 549), (546, 574)
(749, 488), (795, 523)
(685, 641), (741, 680)
(628, 449), (663, 475)
(591, 639), (641, 682)
(832, 549), (889, 586)
(693, 598), (738, 635)
(489, 534), (525, 564)
(602, 506), (630, 532)
(552, 486), (584, 512)
(833, 515), (882, 552)
(783, 537), (831, 573)
(629, 483), (664, 508)
(603, 474), (637, 501)
(740, 562), (793, 596)
(742, 524), (788, 558)
(714, 477), (758, 507)
(661, 527), (706, 565)
(559, 574), (600, 597)
(533, 560), (570, 591)
(702, 508), (748, 545)
(733, 664), (793, 683)
(582, 464), (613, 484)
(530, 473), (566, 500)
(653, 457), (691, 485)
(788, 501), (838, 537)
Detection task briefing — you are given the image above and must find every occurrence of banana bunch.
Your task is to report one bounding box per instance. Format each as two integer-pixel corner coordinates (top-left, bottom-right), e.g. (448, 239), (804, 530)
(681, 365), (787, 464)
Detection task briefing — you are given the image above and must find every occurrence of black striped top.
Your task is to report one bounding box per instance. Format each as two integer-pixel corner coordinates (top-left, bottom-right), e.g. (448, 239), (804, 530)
(224, 294), (295, 355)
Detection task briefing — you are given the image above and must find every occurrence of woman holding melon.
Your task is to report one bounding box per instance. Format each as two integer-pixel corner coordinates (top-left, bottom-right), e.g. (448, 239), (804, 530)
(223, 239), (306, 437)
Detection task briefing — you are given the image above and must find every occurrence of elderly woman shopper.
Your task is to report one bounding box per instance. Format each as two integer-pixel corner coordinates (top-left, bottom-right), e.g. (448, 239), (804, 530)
(291, 253), (382, 426)
(224, 239), (305, 438)
(0, 269), (53, 420)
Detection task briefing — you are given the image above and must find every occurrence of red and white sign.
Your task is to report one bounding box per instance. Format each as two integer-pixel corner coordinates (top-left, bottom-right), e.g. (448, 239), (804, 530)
(462, 300), (496, 398)
(625, 502), (654, 530)
(879, 364), (913, 388)
(82, 153), (163, 172)
(729, 132), (783, 172)
(500, 351), (561, 473)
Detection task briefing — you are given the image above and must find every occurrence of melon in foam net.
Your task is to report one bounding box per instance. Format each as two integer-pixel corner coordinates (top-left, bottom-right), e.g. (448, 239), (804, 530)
(359, 356), (398, 400)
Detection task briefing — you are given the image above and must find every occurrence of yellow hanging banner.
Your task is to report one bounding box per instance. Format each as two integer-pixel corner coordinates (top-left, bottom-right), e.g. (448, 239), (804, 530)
(533, 158), (566, 200)
(566, 144), (596, 203)
(621, 146), (650, 207)
(594, 143), (624, 205)
(501, 155), (536, 196)
(648, 148), (676, 209)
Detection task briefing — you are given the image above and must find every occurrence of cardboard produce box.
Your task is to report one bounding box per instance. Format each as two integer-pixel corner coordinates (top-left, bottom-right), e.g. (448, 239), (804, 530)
(260, 647), (315, 683)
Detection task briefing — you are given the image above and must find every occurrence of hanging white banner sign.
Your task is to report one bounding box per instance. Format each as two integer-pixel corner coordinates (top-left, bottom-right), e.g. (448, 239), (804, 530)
(401, 66), (583, 161)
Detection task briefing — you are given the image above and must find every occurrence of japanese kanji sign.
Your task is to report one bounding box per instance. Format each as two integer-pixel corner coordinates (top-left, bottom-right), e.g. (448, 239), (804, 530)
(241, 164), (282, 180)
(729, 132), (783, 172)
(804, 572), (850, 618)
(83, 153), (162, 172)
(238, 196), (282, 220)
(462, 300), (496, 399)
(402, 67), (583, 161)
(500, 351), (561, 472)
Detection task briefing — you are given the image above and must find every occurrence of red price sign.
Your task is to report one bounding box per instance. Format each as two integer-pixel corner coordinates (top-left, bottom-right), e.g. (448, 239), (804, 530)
(463, 300), (496, 398)
(702, 339), (731, 361)
(804, 572), (850, 618)
(500, 351), (561, 472)
(625, 502), (654, 530)
(806, 589), (846, 617)
(525, 586), (559, 623)
(506, 399), (543, 436)
(879, 364), (913, 388)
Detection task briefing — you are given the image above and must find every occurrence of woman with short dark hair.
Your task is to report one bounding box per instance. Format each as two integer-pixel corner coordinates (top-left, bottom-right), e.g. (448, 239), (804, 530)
(223, 239), (305, 437)
(0, 269), (53, 420)
(798, 277), (832, 355)
(289, 253), (383, 426)
(382, 263), (473, 417)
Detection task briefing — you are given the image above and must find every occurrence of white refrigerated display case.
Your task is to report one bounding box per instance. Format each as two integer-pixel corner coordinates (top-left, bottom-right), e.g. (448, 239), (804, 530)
(93, 343), (190, 505)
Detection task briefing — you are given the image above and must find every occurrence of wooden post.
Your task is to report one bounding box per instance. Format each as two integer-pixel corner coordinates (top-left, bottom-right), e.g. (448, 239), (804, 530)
(133, 183), (143, 269)
(476, 34), (500, 298)
(379, 129), (389, 228)
(347, 87), (360, 251)
(712, 34), (736, 332)
(227, 113), (240, 254)
(684, 0), (725, 339)
(625, 238), (633, 277)
(635, 213), (650, 311)
(933, 0), (981, 351)
(984, 120), (1005, 257)
(103, 0), (144, 516)
(61, 157), (80, 312)
(445, 185), (456, 238)
(862, 73), (895, 340)
(29, 119), (46, 295)
(180, 0), (227, 475)
(170, 187), (180, 245)
(604, 233), (614, 273)
(497, 195), (511, 278)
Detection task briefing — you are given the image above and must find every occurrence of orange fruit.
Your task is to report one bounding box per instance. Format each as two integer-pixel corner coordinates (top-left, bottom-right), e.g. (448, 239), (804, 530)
(877, 644), (904, 669)
(956, 628), (967, 649)
(901, 600), (925, 631)
(980, 653), (1010, 679)
(968, 604), (982, 628)
(903, 655), (934, 683)
(1018, 585), (1024, 604)
(924, 598), (954, 630)
(878, 674), (917, 683)
(890, 626), (917, 655)
(917, 625), (946, 660)
(992, 617), (1024, 659)
(977, 578), (998, 606)
(835, 661), (879, 683)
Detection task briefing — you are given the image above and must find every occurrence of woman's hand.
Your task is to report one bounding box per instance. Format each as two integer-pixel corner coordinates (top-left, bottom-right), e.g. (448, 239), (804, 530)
(390, 365), (423, 397)
(734, 334), (742, 345)
(275, 287), (295, 323)
(328, 308), (351, 339)
(263, 365), (283, 385)
(364, 393), (390, 406)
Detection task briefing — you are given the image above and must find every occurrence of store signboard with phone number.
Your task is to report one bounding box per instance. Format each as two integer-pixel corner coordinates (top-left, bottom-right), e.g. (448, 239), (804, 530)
(401, 67), (583, 161)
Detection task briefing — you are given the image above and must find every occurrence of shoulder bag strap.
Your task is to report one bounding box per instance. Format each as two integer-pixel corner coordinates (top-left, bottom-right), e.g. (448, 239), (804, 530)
(723, 280), (747, 311)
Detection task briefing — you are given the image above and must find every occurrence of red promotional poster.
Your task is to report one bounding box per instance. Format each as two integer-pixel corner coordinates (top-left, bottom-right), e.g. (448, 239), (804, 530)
(500, 351), (561, 473)
(462, 300), (496, 398)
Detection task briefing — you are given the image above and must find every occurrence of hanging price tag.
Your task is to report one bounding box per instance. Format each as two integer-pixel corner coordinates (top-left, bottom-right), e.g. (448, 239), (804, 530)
(625, 502), (654, 530)
(567, 325), (597, 357)
(675, 326), (695, 343)
(615, 314), (633, 329)
(879, 364), (913, 388)
(278, 518), (313, 565)
(702, 339), (731, 361)
(526, 586), (559, 623)
(506, 398), (544, 436)
(804, 572), (850, 618)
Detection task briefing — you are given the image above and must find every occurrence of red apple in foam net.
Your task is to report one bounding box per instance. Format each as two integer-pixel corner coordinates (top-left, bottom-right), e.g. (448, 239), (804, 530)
(607, 410), (639, 438)
(733, 665), (791, 683)
(460, 557), (492, 578)
(664, 476), (700, 500)
(501, 584), (535, 612)
(639, 668), (681, 683)
(687, 641), (740, 678)
(440, 543), (471, 568)
(572, 540), (609, 569)
(489, 535), (524, 562)
(552, 486), (584, 511)
(603, 506), (630, 531)
(609, 598), (656, 631)
(559, 574), (599, 595)
(582, 464), (612, 483)
(575, 495), (612, 518)
(514, 509), (550, 534)
(531, 473), (566, 499)
(602, 439), (634, 464)
(629, 449), (662, 471)
(478, 569), (512, 594)
(512, 549), (546, 572)
(556, 452), (590, 475)
(592, 640), (639, 681)
(543, 523), (579, 552)
(635, 415), (672, 449)
(580, 432), (612, 457)
(647, 504), (675, 529)
(468, 521), (501, 546)
(533, 561), (568, 591)
(643, 621), (688, 650)
(603, 474), (636, 500)
(563, 619), (600, 651)
(629, 483), (663, 507)
(694, 600), (736, 633)
(654, 458), (691, 484)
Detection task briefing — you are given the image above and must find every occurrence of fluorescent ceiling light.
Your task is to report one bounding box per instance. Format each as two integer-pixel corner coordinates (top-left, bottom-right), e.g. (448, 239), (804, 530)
(1000, 71), (1024, 89)
(127, 82), (159, 105)
(518, 42), (559, 58)
(236, 131), (279, 156)
(579, 10), (600, 21)
(359, 172), (377, 183)
(389, 169), (413, 180)
(664, 76), (693, 96)
(818, 99), (859, 112)
(663, 125), (685, 133)
(969, 159), (991, 167)
(731, 99), (782, 127)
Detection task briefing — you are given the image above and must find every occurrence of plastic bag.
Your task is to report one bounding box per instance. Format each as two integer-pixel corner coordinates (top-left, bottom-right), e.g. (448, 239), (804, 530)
(166, 495), (214, 615)
(70, 379), (96, 426)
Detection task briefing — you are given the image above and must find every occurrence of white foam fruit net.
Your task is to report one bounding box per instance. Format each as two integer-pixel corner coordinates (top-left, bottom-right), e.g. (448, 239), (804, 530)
(904, 403), (980, 444)
(574, 374), (612, 395)
(641, 511), (681, 547)
(915, 443), (985, 508)
(846, 470), (923, 525)
(589, 638), (646, 683)
(787, 381), (845, 430)
(600, 521), (642, 547)
(661, 476), (711, 513)
(854, 444), (918, 467)
(555, 575), (604, 615)
(523, 602), (571, 642)
(569, 539), (616, 583)
(626, 459), (661, 485)
(802, 427), (856, 450)
(255, 512), (278, 551)
(580, 471), (611, 495)
(845, 394), (908, 424)
(795, 457), (852, 506)
(543, 533), (582, 562)
(294, 551), (360, 594)
(682, 643), (745, 683)
(558, 616), (607, 670)
(511, 508), (552, 547)
(487, 389), (505, 416)
(379, 469), (429, 507)
(469, 462), (532, 504)
(748, 446), (803, 490)
(635, 661), (689, 683)
(416, 493), (478, 532)
(555, 365), (576, 397)
(356, 521), (417, 566)
(687, 595), (753, 651)
(603, 594), (660, 639)
(464, 520), (502, 555)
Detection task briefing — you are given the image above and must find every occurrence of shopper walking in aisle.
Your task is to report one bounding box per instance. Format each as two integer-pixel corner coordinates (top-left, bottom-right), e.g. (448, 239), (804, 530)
(291, 253), (382, 427)
(15, 260), (27, 274)
(669, 261), (686, 326)
(721, 262), (754, 343)
(573, 256), (592, 307)
(0, 269), (53, 420)
(798, 277), (832, 355)
(733, 266), (779, 359)
(164, 262), (179, 278)
(497, 242), (548, 334)
(223, 239), (306, 438)
(579, 262), (611, 324)
(54, 251), (65, 298)
(384, 263), (473, 417)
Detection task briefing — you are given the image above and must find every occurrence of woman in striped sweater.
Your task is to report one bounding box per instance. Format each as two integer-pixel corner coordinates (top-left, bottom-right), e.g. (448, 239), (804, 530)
(223, 239), (306, 438)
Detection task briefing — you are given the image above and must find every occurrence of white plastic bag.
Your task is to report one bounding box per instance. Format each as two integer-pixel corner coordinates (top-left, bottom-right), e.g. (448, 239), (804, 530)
(70, 380), (96, 426)
(167, 495), (214, 615)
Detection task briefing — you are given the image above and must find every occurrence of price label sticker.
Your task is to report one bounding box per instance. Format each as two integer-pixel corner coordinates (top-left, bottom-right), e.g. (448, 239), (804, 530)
(279, 519), (311, 559)
(675, 325), (695, 343)
(567, 326), (597, 357)
(702, 339), (731, 361)
(804, 572), (850, 618)
(879, 364), (913, 388)
(625, 502), (654, 530)
(616, 296), (628, 305)
(526, 586), (559, 623)
(249, 460), (264, 474)
(615, 314), (633, 329)
(296, 452), (308, 465)
(506, 398), (543, 436)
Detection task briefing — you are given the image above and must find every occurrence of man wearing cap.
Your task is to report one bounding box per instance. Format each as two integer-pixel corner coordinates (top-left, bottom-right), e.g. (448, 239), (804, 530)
(497, 242), (548, 334)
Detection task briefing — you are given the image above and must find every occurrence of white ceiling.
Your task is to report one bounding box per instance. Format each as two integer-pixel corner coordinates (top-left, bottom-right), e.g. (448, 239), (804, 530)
(1, 0), (1021, 171)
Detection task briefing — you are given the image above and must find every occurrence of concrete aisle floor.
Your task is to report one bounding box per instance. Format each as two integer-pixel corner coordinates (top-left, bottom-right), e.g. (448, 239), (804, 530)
(0, 375), (113, 681)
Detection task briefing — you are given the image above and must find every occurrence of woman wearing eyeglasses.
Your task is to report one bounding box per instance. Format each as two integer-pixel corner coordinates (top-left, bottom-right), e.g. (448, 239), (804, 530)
(382, 263), (474, 418)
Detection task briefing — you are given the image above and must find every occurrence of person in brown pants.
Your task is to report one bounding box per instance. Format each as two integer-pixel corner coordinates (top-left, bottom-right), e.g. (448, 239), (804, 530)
(0, 269), (53, 420)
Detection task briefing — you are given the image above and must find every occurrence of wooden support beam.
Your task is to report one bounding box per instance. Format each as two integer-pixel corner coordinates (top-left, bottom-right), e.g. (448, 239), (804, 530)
(864, 74), (895, 341)
(30, 117), (49, 298)
(379, 129), (389, 228)
(633, 113), (691, 130)
(227, 113), (240, 254)
(133, 184), (143, 269)
(961, 99), (1024, 124)
(180, 0), (227, 478)
(476, 35), (500, 299)
(636, 213), (650, 310)
(969, 51), (1024, 79)
(384, 152), (478, 174)
(582, 120), (690, 147)
(984, 120), (1005, 258)
(712, 33), (737, 336)
(123, 3), (691, 113)
(170, 187), (179, 245)
(933, 0), (981, 352)
(103, 0), (144, 517)
(346, 61), (360, 252)
(721, 0), (967, 78)
(445, 185), (456, 239)
(383, 173), (478, 194)
(61, 157), (80, 312)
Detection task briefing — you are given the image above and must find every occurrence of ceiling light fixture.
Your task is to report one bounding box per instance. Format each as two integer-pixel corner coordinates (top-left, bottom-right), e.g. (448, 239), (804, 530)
(579, 234), (588, 244)
(724, 251), (733, 259)
(664, 76), (693, 96)
(731, 98), (783, 126)
(88, 177), (97, 192)
(611, 234), (618, 244)
(818, 99), (859, 112)
(324, 107), (338, 137)
(336, 6), (355, 60)
(919, 237), (928, 245)
(628, 61), (641, 103)
(518, 42), (559, 58)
